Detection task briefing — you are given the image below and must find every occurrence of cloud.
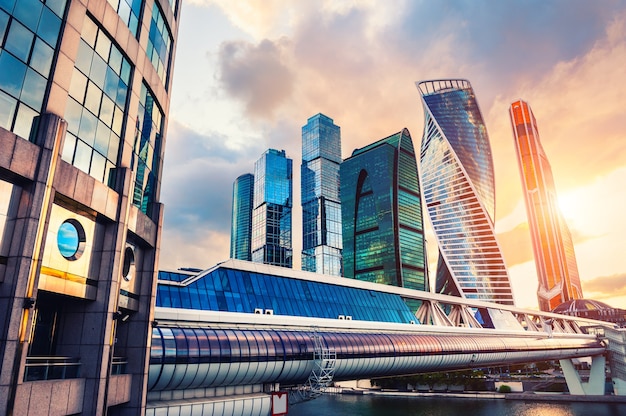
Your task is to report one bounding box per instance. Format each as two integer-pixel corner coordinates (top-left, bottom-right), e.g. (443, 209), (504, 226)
(217, 38), (295, 118)
(583, 273), (626, 308)
(585, 273), (626, 296)
(159, 121), (267, 270)
(159, 229), (231, 271)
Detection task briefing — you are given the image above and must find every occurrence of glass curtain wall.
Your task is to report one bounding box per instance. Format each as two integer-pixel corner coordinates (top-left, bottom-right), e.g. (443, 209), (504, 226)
(301, 113), (342, 276)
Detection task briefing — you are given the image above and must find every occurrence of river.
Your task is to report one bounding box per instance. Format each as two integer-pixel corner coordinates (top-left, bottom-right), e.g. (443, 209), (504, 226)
(288, 393), (626, 415)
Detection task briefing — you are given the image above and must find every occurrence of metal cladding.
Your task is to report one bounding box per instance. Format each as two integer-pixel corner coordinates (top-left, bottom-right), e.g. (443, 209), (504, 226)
(148, 325), (605, 391)
(417, 79), (514, 305)
(510, 100), (583, 311)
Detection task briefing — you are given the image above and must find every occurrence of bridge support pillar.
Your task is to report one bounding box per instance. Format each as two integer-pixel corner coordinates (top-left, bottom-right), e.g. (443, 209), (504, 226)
(559, 355), (605, 395)
(613, 378), (626, 395)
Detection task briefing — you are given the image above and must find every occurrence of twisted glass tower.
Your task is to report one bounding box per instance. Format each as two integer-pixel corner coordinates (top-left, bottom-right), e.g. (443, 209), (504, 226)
(230, 173), (254, 261)
(417, 79), (514, 305)
(340, 129), (428, 292)
(251, 149), (293, 268)
(301, 113), (342, 276)
(510, 100), (583, 311)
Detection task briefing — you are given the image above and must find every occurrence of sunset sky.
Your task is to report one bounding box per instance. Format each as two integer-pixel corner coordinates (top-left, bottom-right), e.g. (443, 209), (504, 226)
(159, 0), (626, 310)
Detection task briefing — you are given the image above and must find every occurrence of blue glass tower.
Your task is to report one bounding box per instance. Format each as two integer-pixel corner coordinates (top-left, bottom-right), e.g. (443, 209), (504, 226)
(251, 149), (293, 268)
(417, 79), (514, 305)
(340, 129), (428, 291)
(301, 113), (342, 276)
(230, 173), (254, 261)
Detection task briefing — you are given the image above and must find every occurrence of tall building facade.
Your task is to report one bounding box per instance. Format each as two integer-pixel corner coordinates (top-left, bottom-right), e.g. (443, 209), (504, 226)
(509, 100), (583, 311)
(417, 79), (514, 305)
(0, 0), (180, 414)
(230, 173), (254, 261)
(340, 129), (429, 292)
(251, 149), (293, 268)
(301, 113), (342, 276)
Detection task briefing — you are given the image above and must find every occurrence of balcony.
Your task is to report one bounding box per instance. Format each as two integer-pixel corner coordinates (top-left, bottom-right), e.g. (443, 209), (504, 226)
(24, 356), (81, 381)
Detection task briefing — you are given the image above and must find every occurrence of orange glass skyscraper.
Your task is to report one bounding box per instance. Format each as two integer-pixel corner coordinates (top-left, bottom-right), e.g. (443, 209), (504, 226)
(509, 100), (583, 311)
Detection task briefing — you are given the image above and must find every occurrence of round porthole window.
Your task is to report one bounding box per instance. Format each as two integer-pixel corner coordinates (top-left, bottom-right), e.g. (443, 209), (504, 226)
(57, 219), (86, 261)
(122, 246), (135, 281)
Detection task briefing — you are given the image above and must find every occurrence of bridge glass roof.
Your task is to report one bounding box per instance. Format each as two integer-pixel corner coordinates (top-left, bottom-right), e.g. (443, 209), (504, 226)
(156, 266), (416, 323)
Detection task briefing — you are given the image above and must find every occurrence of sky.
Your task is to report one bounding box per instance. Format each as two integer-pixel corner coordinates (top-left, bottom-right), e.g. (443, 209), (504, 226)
(159, 0), (626, 311)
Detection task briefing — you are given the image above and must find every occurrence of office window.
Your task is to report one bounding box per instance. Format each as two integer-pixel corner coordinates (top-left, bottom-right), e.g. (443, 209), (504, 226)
(107, 0), (142, 37)
(0, 0), (67, 139)
(147, 3), (171, 87)
(131, 82), (163, 216)
(63, 17), (132, 184)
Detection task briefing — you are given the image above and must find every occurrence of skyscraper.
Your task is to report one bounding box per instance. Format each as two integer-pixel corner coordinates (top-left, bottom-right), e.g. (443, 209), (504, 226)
(301, 113), (342, 276)
(340, 129), (429, 292)
(417, 79), (514, 305)
(510, 100), (583, 311)
(251, 149), (293, 268)
(0, 0), (180, 413)
(230, 173), (254, 261)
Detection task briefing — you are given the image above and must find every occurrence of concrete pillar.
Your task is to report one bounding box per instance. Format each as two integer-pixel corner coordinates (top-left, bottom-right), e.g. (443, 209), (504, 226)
(560, 355), (606, 395)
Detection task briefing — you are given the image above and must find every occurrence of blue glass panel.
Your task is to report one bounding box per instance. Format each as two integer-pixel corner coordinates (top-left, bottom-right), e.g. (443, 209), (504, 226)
(115, 79), (127, 107)
(109, 47), (122, 75)
(13, 0), (42, 31)
(0, 89), (16, 128)
(5, 20), (33, 62)
(118, 0), (130, 24)
(0, 9), (8, 40)
(37, 6), (61, 46)
(78, 110), (97, 146)
(30, 37), (53, 75)
(0, 52), (26, 98)
(64, 98), (82, 135)
(89, 54), (107, 88)
(20, 68), (46, 109)
(46, 0), (66, 17)
(120, 59), (131, 83)
(128, 12), (138, 35)
(0, 0), (16, 14)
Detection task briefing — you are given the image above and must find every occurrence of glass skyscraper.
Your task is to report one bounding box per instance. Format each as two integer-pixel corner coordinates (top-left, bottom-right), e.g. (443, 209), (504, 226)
(340, 129), (429, 292)
(301, 113), (342, 276)
(230, 173), (254, 261)
(0, 0), (180, 413)
(510, 100), (583, 311)
(417, 79), (514, 305)
(251, 149), (293, 268)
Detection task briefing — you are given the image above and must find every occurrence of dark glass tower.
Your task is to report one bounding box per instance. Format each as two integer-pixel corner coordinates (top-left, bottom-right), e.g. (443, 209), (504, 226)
(510, 100), (583, 311)
(251, 149), (293, 268)
(230, 173), (254, 261)
(0, 0), (181, 413)
(301, 113), (342, 276)
(340, 129), (428, 291)
(417, 79), (514, 305)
